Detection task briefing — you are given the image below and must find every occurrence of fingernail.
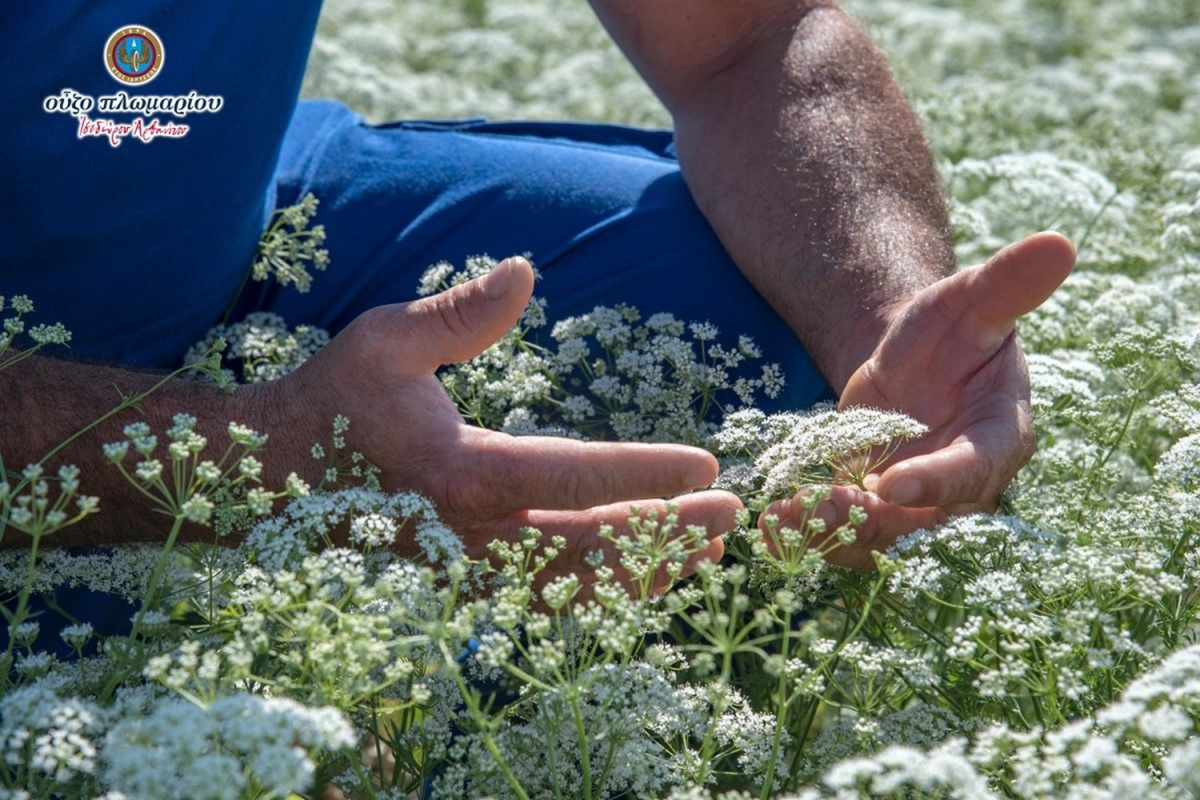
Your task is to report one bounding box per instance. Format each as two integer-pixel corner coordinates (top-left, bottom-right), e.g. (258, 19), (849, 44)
(689, 449), (720, 488)
(888, 476), (923, 506)
(481, 257), (525, 299)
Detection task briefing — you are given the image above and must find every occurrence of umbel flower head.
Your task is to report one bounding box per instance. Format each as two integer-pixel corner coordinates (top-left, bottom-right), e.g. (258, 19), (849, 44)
(711, 406), (928, 500)
(251, 192), (329, 293)
(186, 312), (330, 385)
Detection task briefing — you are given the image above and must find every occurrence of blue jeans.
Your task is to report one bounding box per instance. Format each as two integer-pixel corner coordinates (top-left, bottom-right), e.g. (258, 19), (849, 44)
(234, 100), (833, 411)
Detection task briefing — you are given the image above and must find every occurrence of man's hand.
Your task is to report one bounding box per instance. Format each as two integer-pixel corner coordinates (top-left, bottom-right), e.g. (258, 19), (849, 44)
(255, 256), (741, 580)
(763, 232), (1076, 568)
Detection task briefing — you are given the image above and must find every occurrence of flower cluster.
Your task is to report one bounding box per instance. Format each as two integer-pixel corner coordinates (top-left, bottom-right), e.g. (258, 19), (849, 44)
(0, 295), (71, 371)
(103, 694), (355, 800)
(300, 1), (667, 126)
(186, 312), (330, 384)
(249, 192), (329, 293)
(711, 407), (928, 501)
(422, 256), (785, 445)
(101, 415), (279, 529)
(0, 464), (98, 541)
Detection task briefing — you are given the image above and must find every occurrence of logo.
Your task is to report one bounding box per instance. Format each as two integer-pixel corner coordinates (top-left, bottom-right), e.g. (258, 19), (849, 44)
(40, 25), (223, 147)
(104, 26), (164, 85)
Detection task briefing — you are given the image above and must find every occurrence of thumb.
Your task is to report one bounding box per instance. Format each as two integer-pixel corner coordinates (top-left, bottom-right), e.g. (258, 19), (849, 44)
(396, 256), (536, 374)
(965, 231), (1075, 348)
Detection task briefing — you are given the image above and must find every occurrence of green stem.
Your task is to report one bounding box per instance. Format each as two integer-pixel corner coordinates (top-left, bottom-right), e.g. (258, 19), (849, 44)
(99, 514), (186, 702)
(0, 344), (48, 374)
(220, 268), (253, 326)
(693, 598), (741, 786)
(1, 528), (44, 689)
(571, 692), (596, 800)
(760, 613), (794, 798)
(1076, 396), (1137, 520)
(787, 696), (826, 783)
(36, 363), (205, 472)
(481, 731), (532, 800)
(1074, 189), (1121, 259)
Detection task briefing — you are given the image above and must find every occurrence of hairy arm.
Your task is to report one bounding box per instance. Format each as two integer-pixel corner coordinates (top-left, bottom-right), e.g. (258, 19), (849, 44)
(588, 0), (1075, 556)
(0, 353), (261, 547)
(1, 261), (742, 570)
(587, 0), (954, 390)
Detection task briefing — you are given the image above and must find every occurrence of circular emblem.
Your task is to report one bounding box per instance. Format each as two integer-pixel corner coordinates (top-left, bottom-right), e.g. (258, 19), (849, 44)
(104, 26), (164, 85)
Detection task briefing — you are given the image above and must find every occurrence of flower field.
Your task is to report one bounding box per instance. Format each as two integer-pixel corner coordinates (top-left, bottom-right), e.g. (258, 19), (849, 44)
(4, 0), (1200, 797)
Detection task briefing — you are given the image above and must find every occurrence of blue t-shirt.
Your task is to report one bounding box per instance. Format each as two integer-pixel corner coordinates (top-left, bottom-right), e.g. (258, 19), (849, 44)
(0, 3), (323, 366)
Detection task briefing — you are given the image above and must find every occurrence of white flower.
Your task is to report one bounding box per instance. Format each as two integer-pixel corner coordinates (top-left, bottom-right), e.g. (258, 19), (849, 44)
(180, 495), (215, 524)
(0, 684), (106, 785)
(59, 623), (93, 649)
(134, 460), (163, 483)
(1136, 705), (1192, 742)
(1156, 433), (1200, 491)
(717, 406), (927, 499)
(101, 694), (354, 799)
(1163, 739), (1200, 796)
(349, 512), (399, 548)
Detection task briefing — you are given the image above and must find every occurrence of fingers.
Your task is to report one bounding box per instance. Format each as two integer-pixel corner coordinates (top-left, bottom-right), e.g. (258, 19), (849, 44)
(462, 490), (740, 583)
(390, 256), (537, 375)
(876, 359), (1034, 509)
(874, 439), (997, 509)
(532, 491), (735, 597)
(962, 231), (1075, 346)
(452, 428), (721, 514)
(518, 491), (740, 564)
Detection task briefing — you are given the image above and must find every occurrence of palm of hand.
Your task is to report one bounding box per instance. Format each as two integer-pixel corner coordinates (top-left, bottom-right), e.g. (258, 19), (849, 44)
(780, 233), (1075, 568)
(270, 258), (740, 592)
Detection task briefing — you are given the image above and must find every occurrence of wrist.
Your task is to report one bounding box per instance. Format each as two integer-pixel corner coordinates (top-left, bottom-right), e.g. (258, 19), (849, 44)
(231, 379), (324, 493)
(829, 294), (910, 394)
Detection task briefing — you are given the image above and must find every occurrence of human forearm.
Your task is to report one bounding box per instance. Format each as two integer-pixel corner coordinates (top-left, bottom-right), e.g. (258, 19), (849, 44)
(591, 1), (955, 391)
(591, 0), (1075, 553)
(0, 261), (745, 570)
(0, 354), (268, 547)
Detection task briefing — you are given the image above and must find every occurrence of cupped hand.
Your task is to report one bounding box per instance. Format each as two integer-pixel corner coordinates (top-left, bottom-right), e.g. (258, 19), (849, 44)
(259, 257), (741, 583)
(764, 232), (1076, 568)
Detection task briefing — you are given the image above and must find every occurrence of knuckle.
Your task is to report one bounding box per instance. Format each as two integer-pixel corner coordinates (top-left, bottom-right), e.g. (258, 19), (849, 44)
(434, 470), (489, 518)
(557, 468), (588, 509)
(431, 289), (475, 340)
(343, 305), (395, 361)
(353, 304), (391, 338)
(562, 526), (596, 569)
(556, 462), (615, 510)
